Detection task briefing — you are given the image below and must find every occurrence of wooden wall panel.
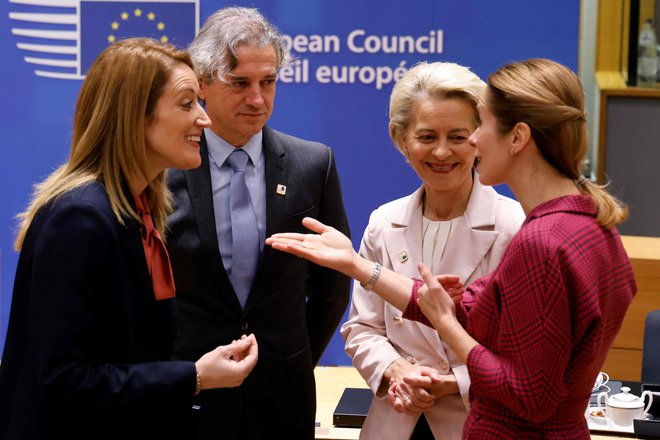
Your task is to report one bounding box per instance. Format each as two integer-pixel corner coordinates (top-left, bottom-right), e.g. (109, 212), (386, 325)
(601, 348), (644, 381)
(601, 236), (660, 381)
(597, 0), (624, 71)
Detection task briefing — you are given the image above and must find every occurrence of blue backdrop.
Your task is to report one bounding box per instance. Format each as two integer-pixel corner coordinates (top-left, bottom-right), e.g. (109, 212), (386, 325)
(1, 0), (580, 365)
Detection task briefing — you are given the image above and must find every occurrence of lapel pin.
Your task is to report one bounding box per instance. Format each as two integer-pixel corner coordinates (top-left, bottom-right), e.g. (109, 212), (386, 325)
(276, 184), (287, 196)
(398, 251), (409, 264)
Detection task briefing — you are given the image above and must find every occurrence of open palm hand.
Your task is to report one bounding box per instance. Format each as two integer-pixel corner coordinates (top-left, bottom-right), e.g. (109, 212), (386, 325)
(265, 217), (357, 275)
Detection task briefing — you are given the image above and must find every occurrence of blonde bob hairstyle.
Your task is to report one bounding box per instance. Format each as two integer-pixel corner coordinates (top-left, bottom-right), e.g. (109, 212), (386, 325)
(15, 38), (192, 250)
(388, 61), (486, 156)
(487, 58), (627, 229)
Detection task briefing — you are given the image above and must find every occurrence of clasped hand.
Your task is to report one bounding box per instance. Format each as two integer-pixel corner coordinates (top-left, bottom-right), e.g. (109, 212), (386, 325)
(386, 361), (459, 415)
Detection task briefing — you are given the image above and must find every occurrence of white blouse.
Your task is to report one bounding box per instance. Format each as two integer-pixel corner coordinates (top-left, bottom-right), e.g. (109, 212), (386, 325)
(422, 216), (461, 274)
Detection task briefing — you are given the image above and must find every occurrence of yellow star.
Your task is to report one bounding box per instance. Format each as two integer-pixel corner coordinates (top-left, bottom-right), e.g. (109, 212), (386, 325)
(108, 35), (116, 43)
(157, 22), (165, 31)
(160, 35), (168, 43)
(147, 12), (155, 20)
(134, 8), (142, 17)
(111, 21), (119, 30)
(121, 11), (128, 20)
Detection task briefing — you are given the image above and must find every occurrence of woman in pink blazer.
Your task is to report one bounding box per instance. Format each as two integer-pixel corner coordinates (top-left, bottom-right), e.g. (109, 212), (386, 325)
(267, 59), (636, 439)
(340, 62), (525, 439)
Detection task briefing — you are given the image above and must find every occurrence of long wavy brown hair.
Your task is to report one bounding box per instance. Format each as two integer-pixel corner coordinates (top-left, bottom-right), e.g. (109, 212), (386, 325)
(15, 38), (192, 250)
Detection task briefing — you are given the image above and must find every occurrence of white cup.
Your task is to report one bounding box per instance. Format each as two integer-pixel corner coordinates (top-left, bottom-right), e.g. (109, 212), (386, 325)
(593, 371), (609, 392)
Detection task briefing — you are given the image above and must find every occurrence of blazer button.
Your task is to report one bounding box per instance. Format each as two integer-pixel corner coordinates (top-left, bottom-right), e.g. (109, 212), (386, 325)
(406, 356), (417, 365)
(393, 316), (402, 325)
(439, 359), (448, 370)
(241, 322), (248, 331)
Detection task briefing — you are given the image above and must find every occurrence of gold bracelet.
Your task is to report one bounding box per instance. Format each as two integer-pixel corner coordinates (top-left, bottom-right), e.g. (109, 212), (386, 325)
(360, 262), (381, 291)
(194, 369), (202, 395)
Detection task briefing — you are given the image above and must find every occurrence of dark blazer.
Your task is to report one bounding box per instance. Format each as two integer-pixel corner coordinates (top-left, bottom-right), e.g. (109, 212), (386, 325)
(0, 182), (196, 440)
(167, 126), (351, 439)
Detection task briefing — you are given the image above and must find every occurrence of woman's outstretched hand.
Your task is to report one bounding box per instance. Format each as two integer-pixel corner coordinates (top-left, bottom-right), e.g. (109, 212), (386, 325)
(265, 217), (358, 276)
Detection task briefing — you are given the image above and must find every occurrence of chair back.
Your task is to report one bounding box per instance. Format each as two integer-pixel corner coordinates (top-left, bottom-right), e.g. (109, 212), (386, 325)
(642, 310), (660, 384)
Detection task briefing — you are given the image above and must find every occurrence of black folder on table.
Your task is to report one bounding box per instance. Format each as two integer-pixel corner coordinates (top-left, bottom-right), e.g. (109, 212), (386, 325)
(333, 388), (372, 428)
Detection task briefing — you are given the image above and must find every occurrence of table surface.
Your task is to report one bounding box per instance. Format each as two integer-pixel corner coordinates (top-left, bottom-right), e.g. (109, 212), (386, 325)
(313, 366), (638, 440)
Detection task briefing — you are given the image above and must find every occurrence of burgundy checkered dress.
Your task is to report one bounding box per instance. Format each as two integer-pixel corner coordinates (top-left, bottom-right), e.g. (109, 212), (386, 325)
(405, 195), (636, 439)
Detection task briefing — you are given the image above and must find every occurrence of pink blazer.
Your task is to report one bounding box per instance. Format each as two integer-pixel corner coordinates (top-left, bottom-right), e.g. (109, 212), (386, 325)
(341, 177), (525, 440)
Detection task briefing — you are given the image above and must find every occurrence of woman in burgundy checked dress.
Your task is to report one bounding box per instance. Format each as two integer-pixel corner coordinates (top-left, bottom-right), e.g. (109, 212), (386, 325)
(266, 58), (637, 439)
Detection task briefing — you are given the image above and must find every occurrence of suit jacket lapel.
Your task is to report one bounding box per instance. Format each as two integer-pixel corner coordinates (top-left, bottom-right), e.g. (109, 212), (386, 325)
(382, 188), (443, 348)
(383, 187), (424, 279)
(437, 178), (499, 283)
(382, 180), (500, 284)
(121, 217), (154, 299)
(118, 183), (154, 299)
(262, 126), (287, 237)
(184, 136), (239, 309)
(243, 126), (286, 313)
(382, 182), (500, 348)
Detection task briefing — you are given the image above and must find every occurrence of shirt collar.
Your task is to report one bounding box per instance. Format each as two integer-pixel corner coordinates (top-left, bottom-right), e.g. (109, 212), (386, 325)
(524, 194), (596, 225)
(205, 127), (263, 168)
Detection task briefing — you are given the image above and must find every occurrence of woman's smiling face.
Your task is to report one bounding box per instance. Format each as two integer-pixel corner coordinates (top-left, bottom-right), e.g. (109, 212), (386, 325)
(403, 96), (477, 195)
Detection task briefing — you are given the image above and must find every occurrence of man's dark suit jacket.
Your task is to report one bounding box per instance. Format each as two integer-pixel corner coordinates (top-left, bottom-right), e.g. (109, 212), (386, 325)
(167, 126), (351, 439)
(0, 182), (196, 440)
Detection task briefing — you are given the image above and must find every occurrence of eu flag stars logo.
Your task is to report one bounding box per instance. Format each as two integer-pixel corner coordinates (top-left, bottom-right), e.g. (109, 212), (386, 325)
(107, 8), (169, 44)
(80, 1), (198, 75)
(9, 0), (199, 80)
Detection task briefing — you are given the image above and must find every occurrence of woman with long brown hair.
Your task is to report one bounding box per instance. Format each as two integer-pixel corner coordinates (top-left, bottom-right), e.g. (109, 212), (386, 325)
(0, 38), (258, 439)
(266, 59), (636, 439)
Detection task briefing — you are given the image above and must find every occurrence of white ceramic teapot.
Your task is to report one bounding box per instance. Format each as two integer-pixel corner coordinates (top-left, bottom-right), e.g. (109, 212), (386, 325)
(597, 386), (653, 426)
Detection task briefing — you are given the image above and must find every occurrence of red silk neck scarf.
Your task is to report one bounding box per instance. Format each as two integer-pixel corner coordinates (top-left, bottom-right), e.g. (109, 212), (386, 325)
(134, 191), (176, 300)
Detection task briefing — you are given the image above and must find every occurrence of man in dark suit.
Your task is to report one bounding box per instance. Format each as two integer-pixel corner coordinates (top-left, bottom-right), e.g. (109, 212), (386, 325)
(166, 7), (351, 439)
